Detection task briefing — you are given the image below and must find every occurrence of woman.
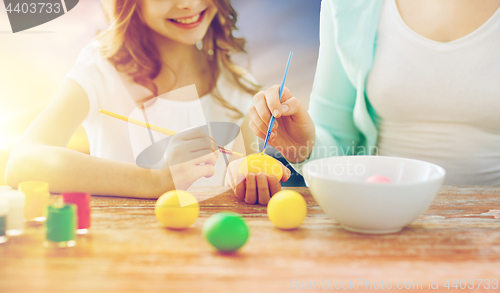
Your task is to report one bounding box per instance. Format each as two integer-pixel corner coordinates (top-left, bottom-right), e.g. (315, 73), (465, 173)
(230, 0), (500, 202)
(5, 0), (290, 198)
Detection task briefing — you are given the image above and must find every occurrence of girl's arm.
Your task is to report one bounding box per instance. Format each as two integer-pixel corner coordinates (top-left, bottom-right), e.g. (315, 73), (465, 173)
(5, 78), (171, 198)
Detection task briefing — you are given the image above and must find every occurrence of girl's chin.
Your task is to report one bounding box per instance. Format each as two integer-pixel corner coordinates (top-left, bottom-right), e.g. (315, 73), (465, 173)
(159, 32), (208, 46)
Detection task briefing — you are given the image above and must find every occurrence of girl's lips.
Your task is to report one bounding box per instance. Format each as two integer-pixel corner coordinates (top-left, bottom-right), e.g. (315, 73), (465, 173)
(167, 9), (207, 30)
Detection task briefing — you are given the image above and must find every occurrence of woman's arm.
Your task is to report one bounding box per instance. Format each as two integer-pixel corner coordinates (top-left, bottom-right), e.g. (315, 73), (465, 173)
(5, 78), (170, 198)
(287, 0), (362, 173)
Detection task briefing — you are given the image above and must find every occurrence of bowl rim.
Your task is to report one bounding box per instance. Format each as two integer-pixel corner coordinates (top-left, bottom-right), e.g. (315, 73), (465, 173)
(302, 155), (446, 187)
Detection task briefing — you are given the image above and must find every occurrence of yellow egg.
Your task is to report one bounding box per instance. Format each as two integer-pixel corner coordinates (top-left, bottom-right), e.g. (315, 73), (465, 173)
(267, 190), (307, 230)
(239, 153), (283, 180)
(155, 190), (199, 229)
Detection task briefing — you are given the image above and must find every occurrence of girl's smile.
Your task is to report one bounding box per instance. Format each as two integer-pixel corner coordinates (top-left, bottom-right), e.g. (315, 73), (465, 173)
(167, 8), (208, 29)
(141, 0), (217, 46)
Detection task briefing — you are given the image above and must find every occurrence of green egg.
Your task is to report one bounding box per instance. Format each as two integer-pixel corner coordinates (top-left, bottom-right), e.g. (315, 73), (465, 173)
(203, 213), (249, 252)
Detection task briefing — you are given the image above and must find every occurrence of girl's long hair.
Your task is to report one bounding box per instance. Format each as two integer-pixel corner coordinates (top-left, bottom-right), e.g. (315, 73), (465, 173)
(97, 0), (259, 117)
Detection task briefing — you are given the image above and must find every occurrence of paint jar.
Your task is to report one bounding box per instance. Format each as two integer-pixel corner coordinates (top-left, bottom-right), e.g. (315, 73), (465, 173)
(61, 193), (91, 235)
(0, 198), (8, 244)
(45, 203), (77, 248)
(19, 181), (50, 222)
(0, 190), (25, 236)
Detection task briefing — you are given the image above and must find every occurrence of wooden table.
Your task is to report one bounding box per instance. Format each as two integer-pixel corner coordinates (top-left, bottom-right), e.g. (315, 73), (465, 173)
(1, 186), (499, 292)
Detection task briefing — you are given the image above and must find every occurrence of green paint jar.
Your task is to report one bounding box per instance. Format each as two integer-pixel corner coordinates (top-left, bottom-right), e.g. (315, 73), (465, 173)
(45, 204), (77, 248)
(0, 198), (8, 244)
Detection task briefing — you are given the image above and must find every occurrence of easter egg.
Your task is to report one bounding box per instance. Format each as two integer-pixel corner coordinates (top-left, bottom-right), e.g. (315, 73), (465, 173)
(203, 213), (249, 252)
(364, 175), (391, 183)
(155, 190), (199, 229)
(239, 153), (283, 180)
(267, 190), (307, 230)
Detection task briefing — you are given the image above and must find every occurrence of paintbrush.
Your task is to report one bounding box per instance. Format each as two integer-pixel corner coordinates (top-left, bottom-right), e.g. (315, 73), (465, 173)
(261, 51), (293, 154)
(99, 109), (243, 157)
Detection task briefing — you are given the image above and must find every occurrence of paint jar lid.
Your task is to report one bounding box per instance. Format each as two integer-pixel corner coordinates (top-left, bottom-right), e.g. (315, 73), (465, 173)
(61, 193), (90, 211)
(0, 190), (26, 208)
(0, 198), (9, 215)
(46, 204), (77, 242)
(18, 181), (49, 197)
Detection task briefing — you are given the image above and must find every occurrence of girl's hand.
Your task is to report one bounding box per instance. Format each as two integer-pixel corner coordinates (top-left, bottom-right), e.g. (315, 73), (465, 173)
(249, 85), (316, 163)
(225, 158), (291, 205)
(165, 126), (220, 191)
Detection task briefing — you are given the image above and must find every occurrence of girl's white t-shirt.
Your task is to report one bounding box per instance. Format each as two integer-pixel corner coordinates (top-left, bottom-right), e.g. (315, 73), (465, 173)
(367, 0), (500, 185)
(66, 40), (254, 187)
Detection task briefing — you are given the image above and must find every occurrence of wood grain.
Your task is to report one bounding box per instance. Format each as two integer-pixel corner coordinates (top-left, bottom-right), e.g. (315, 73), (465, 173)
(1, 186), (499, 293)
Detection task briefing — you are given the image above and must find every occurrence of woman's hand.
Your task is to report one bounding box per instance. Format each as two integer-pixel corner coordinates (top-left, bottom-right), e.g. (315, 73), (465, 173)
(225, 158), (291, 205)
(164, 126), (220, 191)
(249, 85), (315, 163)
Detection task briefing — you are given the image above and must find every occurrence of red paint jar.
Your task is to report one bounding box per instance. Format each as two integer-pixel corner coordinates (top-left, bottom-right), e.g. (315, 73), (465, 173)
(61, 193), (91, 234)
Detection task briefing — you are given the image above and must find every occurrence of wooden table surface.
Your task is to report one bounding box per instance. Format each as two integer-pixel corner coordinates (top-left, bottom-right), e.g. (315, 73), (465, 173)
(1, 186), (499, 293)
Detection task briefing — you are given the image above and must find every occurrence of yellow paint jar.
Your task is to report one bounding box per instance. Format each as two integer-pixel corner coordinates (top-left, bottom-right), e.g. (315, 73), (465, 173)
(19, 181), (50, 222)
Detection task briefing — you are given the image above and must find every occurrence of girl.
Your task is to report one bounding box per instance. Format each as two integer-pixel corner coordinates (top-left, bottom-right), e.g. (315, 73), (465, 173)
(233, 0), (500, 201)
(6, 0), (290, 198)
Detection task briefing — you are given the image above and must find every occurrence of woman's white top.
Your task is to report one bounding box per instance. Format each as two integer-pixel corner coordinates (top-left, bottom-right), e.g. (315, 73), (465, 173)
(67, 40), (253, 188)
(367, 0), (500, 185)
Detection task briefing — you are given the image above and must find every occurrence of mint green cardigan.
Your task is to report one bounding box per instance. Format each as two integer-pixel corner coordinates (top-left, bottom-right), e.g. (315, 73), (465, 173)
(290, 0), (385, 174)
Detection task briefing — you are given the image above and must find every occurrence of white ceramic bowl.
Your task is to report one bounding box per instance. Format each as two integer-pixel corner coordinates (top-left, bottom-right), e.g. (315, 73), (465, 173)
(302, 156), (445, 234)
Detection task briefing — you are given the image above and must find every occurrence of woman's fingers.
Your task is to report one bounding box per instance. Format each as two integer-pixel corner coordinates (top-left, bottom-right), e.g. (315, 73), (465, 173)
(279, 161), (291, 182)
(249, 105), (269, 135)
(228, 155), (290, 205)
(226, 171), (234, 189)
(253, 90), (283, 130)
(250, 86), (293, 139)
(257, 173), (271, 205)
(240, 173), (285, 205)
(268, 175), (282, 196)
(253, 92), (272, 130)
(272, 119), (279, 132)
(280, 97), (303, 117)
(226, 159), (245, 200)
(248, 114), (279, 140)
(249, 119), (267, 140)
(235, 173), (246, 201)
(264, 85), (293, 119)
(245, 174), (257, 204)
